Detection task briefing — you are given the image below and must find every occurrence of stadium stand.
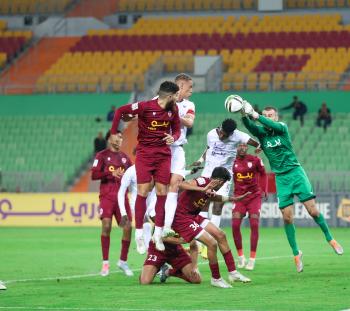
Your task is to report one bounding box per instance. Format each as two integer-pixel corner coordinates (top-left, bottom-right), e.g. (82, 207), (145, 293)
(0, 19), (32, 63)
(0, 115), (111, 192)
(0, 0), (74, 14)
(29, 13), (350, 93)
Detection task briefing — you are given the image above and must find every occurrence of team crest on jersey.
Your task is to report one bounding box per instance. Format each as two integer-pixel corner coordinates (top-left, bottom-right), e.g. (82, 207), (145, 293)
(122, 158), (127, 164)
(107, 157), (111, 161)
(247, 162), (253, 168)
(131, 102), (138, 111)
(196, 177), (206, 185)
(168, 111), (172, 117)
(234, 164), (238, 168)
(153, 112), (156, 116)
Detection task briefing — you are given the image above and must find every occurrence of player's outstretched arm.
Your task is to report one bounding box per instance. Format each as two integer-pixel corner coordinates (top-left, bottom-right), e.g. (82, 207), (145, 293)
(241, 115), (264, 137)
(255, 115), (286, 134)
(111, 103), (139, 135)
(190, 147), (208, 167)
(208, 191), (252, 203)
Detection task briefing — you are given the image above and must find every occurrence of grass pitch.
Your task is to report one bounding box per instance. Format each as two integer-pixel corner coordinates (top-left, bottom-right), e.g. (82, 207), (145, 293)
(0, 227), (349, 311)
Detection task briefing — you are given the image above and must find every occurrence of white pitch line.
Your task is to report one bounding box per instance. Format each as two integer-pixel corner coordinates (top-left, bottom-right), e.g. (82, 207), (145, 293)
(3, 254), (294, 285)
(0, 308), (252, 311)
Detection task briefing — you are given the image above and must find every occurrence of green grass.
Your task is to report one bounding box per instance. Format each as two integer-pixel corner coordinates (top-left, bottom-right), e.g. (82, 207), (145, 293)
(0, 227), (349, 311)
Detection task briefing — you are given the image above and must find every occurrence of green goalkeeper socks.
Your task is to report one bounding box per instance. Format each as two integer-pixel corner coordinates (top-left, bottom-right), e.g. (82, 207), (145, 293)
(284, 223), (299, 256)
(313, 213), (333, 242)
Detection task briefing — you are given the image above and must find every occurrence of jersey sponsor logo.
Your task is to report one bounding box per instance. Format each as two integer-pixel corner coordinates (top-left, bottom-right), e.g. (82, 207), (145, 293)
(236, 172), (254, 181)
(108, 166), (125, 173)
(93, 159), (98, 167)
(131, 102), (138, 111)
(194, 198), (208, 209)
(148, 120), (170, 131)
(196, 177), (206, 185)
(266, 139), (281, 148)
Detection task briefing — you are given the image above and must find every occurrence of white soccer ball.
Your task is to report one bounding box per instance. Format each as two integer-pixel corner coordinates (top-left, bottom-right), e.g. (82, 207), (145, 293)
(224, 94), (243, 113)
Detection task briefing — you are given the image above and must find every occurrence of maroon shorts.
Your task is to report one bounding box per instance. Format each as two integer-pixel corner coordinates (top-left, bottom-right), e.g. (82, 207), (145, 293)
(135, 146), (171, 185)
(99, 197), (132, 224)
(172, 214), (207, 243)
(143, 241), (192, 271)
(232, 192), (262, 216)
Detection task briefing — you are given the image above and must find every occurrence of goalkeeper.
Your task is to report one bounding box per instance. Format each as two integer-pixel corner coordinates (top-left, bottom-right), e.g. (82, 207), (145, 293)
(240, 102), (343, 272)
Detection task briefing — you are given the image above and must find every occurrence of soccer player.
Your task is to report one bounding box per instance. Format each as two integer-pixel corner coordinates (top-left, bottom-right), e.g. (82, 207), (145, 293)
(140, 236), (201, 285)
(91, 131), (134, 277)
(172, 167), (252, 288)
(118, 164), (156, 253)
(111, 81), (180, 252)
(232, 143), (268, 271)
(192, 118), (259, 228)
(163, 73), (196, 237)
(241, 105), (344, 272)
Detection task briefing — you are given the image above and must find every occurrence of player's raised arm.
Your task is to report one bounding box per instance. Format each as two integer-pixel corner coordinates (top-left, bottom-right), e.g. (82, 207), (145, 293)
(255, 115), (286, 134)
(241, 116), (264, 137)
(111, 102), (140, 135)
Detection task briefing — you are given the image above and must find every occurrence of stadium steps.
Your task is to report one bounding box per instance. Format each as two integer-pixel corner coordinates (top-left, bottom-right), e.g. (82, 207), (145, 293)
(0, 37), (79, 94)
(66, 0), (119, 19)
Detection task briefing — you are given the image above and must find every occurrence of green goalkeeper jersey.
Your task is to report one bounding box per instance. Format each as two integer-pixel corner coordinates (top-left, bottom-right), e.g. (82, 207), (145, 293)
(242, 115), (300, 175)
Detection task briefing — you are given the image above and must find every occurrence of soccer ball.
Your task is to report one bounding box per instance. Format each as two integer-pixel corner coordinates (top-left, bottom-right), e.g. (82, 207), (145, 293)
(224, 95), (243, 113)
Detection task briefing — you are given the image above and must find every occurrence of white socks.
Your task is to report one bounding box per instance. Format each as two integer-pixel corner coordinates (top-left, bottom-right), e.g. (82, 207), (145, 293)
(135, 228), (143, 240)
(143, 222), (152, 249)
(164, 192), (178, 229)
(153, 226), (163, 237)
(211, 215), (221, 228)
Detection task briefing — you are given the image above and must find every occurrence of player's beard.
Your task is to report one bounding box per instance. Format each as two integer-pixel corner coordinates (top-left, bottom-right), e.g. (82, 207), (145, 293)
(165, 99), (175, 111)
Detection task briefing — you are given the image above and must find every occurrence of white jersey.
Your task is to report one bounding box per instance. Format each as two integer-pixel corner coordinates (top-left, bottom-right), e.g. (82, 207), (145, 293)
(118, 165), (156, 217)
(172, 98), (195, 146)
(202, 128), (251, 178)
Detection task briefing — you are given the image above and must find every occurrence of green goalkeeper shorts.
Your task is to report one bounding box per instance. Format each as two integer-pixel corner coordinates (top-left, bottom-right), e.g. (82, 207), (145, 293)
(275, 166), (316, 209)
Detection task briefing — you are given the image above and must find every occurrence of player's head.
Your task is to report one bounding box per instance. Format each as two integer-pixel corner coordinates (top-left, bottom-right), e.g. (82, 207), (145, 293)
(211, 167), (231, 189)
(237, 143), (248, 157)
(106, 130), (123, 151)
(262, 106), (279, 121)
(175, 73), (193, 101)
(218, 118), (237, 140)
(158, 81), (179, 111)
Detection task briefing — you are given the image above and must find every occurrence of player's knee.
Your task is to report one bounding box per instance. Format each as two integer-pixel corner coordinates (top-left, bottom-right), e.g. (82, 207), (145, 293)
(283, 215), (293, 224)
(190, 273), (202, 284)
(139, 274), (152, 285)
(216, 230), (227, 243)
(102, 224), (112, 235)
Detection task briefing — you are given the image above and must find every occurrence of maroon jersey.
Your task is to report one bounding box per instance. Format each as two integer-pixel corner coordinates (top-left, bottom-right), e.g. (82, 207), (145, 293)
(176, 177), (211, 216)
(111, 99), (180, 149)
(91, 149), (132, 201)
(233, 154), (267, 196)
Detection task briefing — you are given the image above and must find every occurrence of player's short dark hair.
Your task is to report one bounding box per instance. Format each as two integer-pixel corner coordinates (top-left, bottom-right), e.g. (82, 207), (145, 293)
(221, 118), (237, 136)
(264, 106), (278, 112)
(105, 130), (121, 141)
(158, 81), (179, 98)
(175, 73), (192, 82)
(211, 167), (231, 182)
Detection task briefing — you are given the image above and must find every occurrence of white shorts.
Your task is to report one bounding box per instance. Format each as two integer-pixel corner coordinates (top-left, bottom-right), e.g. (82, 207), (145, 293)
(170, 145), (186, 178)
(216, 179), (232, 197)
